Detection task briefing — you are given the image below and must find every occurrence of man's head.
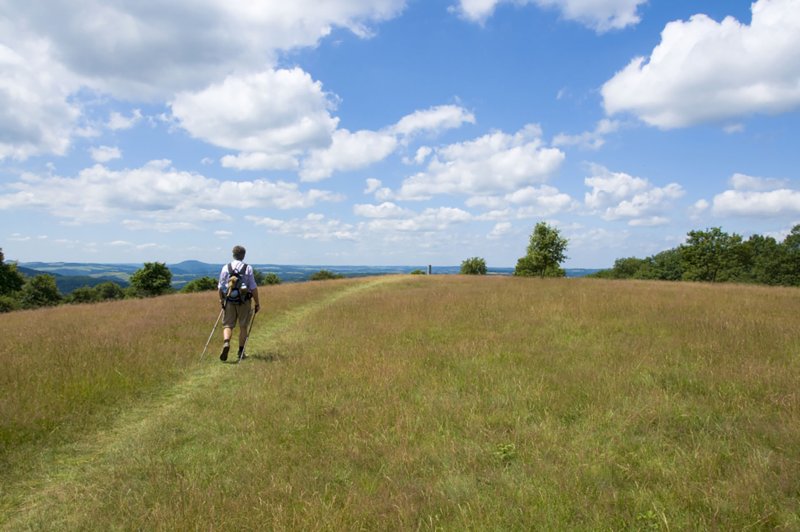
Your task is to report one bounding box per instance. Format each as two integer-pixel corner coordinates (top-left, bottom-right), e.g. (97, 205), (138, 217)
(232, 245), (246, 261)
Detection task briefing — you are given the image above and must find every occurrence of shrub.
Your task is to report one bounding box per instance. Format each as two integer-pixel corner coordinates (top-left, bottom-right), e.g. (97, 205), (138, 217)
(0, 295), (20, 313)
(181, 276), (218, 293)
(20, 275), (62, 308)
(129, 262), (173, 297)
(262, 272), (281, 285)
(310, 270), (344, 281)
(94, 281), (125, 301)
(67, 286), (100, 304)
(460, 257), (487, 275)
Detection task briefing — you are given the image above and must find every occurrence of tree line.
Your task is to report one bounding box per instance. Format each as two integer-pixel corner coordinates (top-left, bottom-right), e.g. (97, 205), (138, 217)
(590, 225), (800, 286)
(0, 255), (282, 313)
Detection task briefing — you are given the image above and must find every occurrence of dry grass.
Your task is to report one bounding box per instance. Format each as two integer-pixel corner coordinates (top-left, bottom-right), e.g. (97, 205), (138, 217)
(2, 275), (799, 529)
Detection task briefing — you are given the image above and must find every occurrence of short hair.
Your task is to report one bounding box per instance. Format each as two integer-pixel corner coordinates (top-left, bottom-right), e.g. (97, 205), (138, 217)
(232, 245), (246, 260)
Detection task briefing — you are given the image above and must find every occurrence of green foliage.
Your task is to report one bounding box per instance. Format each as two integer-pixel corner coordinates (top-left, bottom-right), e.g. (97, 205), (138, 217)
(514, 222), (568, 278)
(262, 272), (281, 285)
(460, 256), (487, 275)
(94, 281), (125, 301)
(180, 276), (218, 293)
(594, 225), (800, 286)
(20, 274), (62, 308)
(680, 227), (744, 282)
(67, 286), (100, 304)
(0, 295), (20, 313)
(129, 262), (173, 297)
(0, 249), (25, 297)
(410, 269), (426, 275)
(309, 269), (344, 281)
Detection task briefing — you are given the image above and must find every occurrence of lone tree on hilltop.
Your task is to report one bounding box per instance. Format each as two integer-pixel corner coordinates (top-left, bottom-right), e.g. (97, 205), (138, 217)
(130, 262), (173, 297)
(460, 257), (487, 275)
(514, 221), (568, 278)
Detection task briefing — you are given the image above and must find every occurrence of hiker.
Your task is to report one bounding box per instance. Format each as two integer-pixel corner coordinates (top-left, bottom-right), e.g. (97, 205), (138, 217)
(218, 245), (260, 361)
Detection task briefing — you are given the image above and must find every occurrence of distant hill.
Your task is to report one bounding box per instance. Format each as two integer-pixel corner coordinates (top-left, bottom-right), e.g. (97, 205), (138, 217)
(17, 261), (601, 293)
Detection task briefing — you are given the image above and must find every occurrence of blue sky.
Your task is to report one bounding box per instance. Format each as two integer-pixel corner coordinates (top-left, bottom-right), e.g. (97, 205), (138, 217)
(1, 0), (799, 268)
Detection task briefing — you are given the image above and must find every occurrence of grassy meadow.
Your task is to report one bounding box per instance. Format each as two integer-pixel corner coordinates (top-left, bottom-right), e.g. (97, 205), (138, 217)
(1, 275), (799, 529)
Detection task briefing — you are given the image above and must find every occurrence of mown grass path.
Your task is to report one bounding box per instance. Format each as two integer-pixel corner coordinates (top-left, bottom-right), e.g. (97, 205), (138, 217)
(1, 276), (402, 530)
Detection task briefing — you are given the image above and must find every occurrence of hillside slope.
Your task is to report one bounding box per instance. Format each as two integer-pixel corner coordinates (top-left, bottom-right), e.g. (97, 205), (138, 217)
(1, 276), (799, 529)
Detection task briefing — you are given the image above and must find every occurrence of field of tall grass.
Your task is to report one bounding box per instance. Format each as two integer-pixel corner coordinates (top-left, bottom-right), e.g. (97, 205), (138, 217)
(1, 275), (799, 529)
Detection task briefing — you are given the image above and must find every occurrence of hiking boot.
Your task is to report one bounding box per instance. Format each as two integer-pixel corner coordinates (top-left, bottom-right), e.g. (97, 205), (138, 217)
(238, 348), (247, 361)
(220, 342), (230, 361)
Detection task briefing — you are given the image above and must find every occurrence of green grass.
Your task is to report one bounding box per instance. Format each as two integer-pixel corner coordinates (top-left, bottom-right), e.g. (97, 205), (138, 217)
(1, 275), (799, 529)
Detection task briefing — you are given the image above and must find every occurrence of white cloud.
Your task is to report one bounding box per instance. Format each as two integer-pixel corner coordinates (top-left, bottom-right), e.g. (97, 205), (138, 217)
(602, 0), (800, 128)
(171, 68), (338, 162)
(107, 109), (142, 131)
(0, 37), (80, 160)
(553, 119), (621, 150)
(584, 165), (684, 225)
(89, 145), (121, 163)
(364, 207), (472, 233)
(353, 202), (413, 219)
(0, 160), (343, 225)
(220, 152), (300, 171)
(0, 1), (407, 158)
(452, 0), (646, 32)
(248, 213), (358, 241)
(488, 221), (512, 239)
(468, 185), (575, 217)
(711, 173), (800, 217)
(391, 104), (475, 137)
(396, 124), (565, 199)
(300, 129), (398, 181)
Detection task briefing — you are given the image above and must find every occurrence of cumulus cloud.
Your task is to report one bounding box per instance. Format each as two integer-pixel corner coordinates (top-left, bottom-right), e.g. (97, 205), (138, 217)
(553, 119), (621, 150)
(353, 202), (414, 219)
(711, 173), (800, 217)
(171, 68), (339, 169)
(89, 145), (122, 163)
(584, 165), (684, 225)
(300, 129), (398, 181)
(363, 206), (472, 233)
(396, 124), (565, 199)
(602, 0), (800, 128)
(0, 36), (80, 160)
(248, 213), (358, 241)
(0, 160), (342, 225)
(452, 0), (646, 32)
(468, 185), (575, 218)
(391, 104), (475, 137)
(0, 1), (407, 158)
(107, 109), (143, 131)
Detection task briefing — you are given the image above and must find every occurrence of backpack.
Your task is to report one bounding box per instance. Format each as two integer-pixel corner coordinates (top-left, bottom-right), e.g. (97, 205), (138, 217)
(225, 262), (251, 303)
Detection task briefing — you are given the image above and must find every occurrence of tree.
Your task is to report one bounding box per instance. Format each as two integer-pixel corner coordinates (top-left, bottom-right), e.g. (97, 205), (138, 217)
(94, 281), (125, 301)
(20, 275), (62, 308)
(67, 286), (100, 304)
(514, 222), (568, 278)
(262, 272), (281, 285)
(310, 269), (344, 281)
(0, 249), (25, 297)
(129, 262), (173, 297)
(181, 276), (218, 293)
(460, 257), (487, 275)
(680, 227), (743, 283)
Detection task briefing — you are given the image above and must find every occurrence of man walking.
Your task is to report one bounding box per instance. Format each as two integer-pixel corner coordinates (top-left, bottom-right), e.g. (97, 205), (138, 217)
(218, 245), (260, 361)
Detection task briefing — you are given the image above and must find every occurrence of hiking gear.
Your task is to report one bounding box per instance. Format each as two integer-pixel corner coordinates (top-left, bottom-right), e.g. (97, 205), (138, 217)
(200, 308), (224, 358)
(237, 311), (257, 364)
(225, 262), (252, 304)
(220, 341), (230, 361)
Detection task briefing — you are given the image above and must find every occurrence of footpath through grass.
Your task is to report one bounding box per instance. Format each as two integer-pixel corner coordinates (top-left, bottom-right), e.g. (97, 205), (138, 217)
(2, 275), (800, 529)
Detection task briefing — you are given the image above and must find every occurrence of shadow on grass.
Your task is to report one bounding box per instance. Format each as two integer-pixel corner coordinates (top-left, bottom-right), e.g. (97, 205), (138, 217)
(222, 351), (286, 364)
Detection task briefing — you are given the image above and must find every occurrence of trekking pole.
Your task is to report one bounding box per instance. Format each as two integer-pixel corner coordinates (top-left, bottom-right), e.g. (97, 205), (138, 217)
(237, 308), (258, 364)
(200, 307), (224, 358)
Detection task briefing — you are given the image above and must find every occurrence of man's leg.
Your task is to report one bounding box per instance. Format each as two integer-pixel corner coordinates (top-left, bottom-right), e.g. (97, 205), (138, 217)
(220, 305), (238, 361)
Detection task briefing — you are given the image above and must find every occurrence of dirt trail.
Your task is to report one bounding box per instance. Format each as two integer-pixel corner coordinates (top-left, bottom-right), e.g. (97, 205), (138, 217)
(1, 276), (403, 529)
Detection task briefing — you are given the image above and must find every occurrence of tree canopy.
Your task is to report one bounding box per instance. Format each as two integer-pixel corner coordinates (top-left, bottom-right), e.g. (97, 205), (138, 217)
(129, 262), (173, 297)
(460, 257), (487, 275)
(514, 222), (568, 278)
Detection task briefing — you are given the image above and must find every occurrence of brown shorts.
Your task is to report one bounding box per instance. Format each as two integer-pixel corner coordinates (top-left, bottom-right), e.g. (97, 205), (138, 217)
(222, 301), (252, 329)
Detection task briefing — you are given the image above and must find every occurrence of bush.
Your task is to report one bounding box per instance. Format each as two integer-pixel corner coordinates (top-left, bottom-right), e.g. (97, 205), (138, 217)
(262, 272), (281, 285)
(0, 295), (20, 313)
(94, 281), (125, 301)
(129, 262), (173, 297)
(460, 257), (487, 275)
(410, 269), (426, 275)
(310, 270), (344, 281)
(67, 286), (100, 304)
(20, 275), (62, 308)
(181, 276), (218, 293)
